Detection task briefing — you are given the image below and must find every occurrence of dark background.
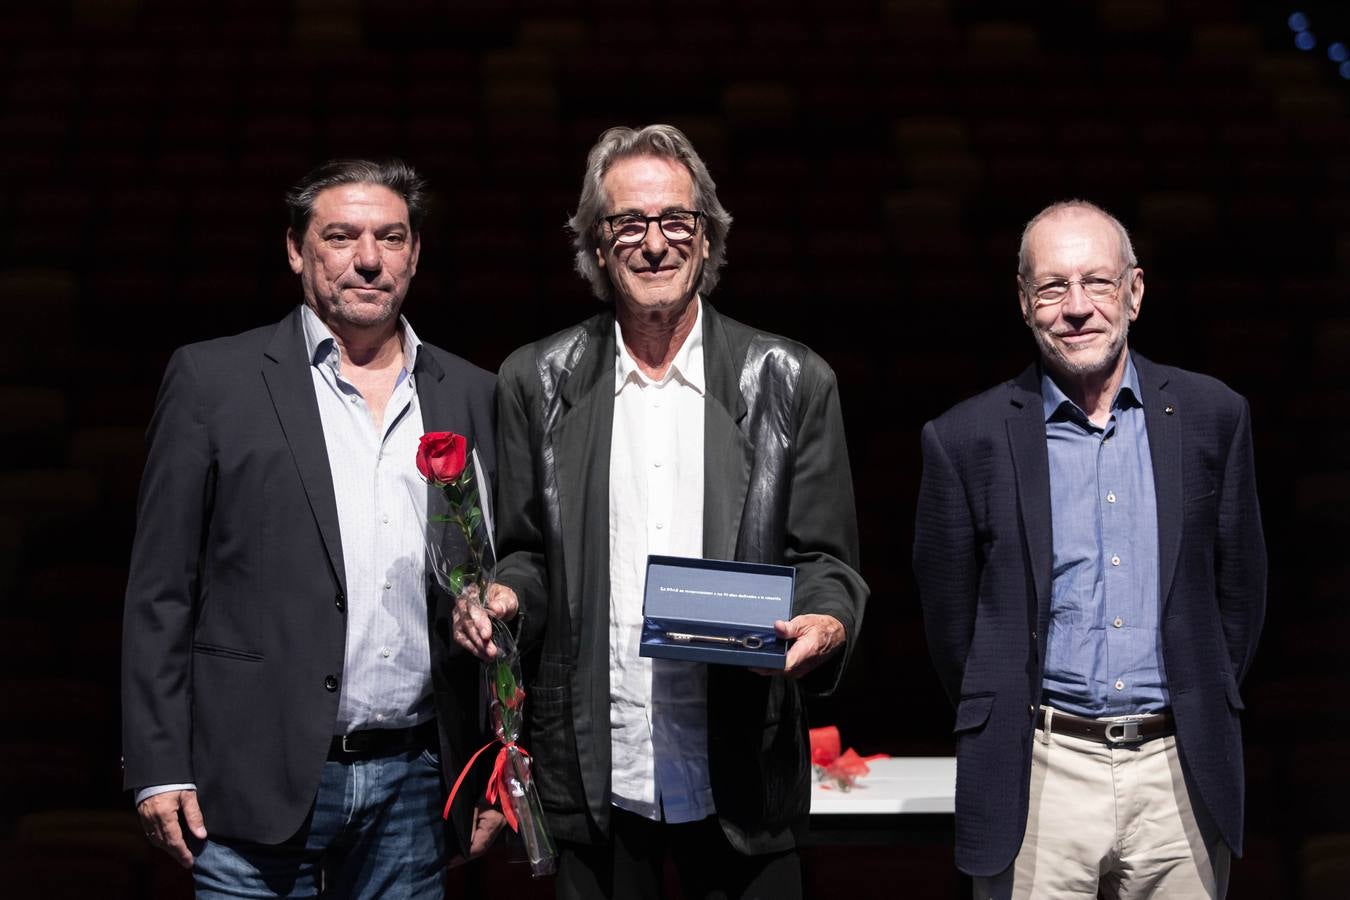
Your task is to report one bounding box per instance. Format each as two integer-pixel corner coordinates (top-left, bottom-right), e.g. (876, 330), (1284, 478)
(2, 1), (1348, 897)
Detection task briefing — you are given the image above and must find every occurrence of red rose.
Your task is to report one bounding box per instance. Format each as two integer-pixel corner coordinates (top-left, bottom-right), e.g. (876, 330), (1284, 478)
(417, 432), (468, 485)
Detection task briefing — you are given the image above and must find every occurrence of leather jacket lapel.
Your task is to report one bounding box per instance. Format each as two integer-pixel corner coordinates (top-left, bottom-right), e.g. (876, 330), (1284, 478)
(701, 305), (752, 561)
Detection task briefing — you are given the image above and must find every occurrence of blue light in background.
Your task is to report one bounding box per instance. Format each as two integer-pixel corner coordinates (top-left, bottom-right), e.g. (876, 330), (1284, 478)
(1341, 61), (1350, 80)
(1288, 12), (1310, 32)
(1295, 31), (1317, 51)
(1330, 42), (1349, 63)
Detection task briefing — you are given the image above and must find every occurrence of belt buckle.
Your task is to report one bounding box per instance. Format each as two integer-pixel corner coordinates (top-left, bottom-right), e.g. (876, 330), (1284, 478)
(1105, 720), (1142, 744)
(340, 734), (357, 754)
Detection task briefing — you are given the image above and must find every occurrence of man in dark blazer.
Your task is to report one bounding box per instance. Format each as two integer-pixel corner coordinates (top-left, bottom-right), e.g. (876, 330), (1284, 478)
(122, 159), (500, 898)
(453, 125), (868, 899)
(914, 200), (1265, 899)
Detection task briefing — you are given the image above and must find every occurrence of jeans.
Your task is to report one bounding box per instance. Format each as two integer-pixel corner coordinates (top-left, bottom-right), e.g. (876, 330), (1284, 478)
(192, 746), (448, 899)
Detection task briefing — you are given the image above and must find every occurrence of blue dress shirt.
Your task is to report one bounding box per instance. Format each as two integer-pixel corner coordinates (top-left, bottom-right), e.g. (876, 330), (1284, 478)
(1041, 355), (1168, 717)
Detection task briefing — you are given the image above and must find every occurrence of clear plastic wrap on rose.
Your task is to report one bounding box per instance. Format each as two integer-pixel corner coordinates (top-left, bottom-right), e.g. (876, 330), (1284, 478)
(414, 433), (557, 876)
(483, 621), (557, 876)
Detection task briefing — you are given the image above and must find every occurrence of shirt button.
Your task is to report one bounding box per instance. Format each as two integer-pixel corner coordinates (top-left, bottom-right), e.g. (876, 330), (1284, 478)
(324, 675), (340, 691)
(653, 460), (663, 468)
(1106, 492), (1116, 503)
(1111, 555), (1121, 566)
(1113, 617), (1123, 628)
(382, 515), (390, 524)
(655, 522), (664, 530)
(382, 647), (391, 658)
(349, 396), (359, 404)
(384, 581), (392, 590)
(1114, 680), (1125, 691)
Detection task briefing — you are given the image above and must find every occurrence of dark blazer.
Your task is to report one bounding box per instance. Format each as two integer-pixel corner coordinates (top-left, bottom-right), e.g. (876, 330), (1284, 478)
(121, 306), (496, 851)
(493, 302), (868, 855)
(913, 352), (1266, 877)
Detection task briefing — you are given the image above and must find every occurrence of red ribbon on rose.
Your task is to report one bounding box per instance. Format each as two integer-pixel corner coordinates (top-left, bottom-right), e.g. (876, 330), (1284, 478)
(809, 725), (889, 791)
(444, 738), (535, 833)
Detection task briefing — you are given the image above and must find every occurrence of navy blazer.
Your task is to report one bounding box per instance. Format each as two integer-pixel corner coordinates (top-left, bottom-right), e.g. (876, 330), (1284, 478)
(121, 306), (497, 851)
(913, 353), (1266, 877)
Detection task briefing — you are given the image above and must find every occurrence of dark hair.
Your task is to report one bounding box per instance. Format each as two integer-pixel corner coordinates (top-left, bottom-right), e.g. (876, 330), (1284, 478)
(285, 158), (429, 236)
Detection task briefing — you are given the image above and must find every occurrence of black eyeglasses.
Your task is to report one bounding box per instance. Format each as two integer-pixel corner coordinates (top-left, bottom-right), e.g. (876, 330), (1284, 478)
(599, 210), (703, 245)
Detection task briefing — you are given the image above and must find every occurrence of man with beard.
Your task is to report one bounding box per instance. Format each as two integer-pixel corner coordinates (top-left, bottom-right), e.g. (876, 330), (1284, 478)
(913, 200), (1265, 899)
(453, 124), (867, 899)
(122, 159), (501, 898)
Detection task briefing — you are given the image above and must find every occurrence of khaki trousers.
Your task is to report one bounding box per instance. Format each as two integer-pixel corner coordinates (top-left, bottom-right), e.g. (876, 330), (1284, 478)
(974, 716), (1230, 900)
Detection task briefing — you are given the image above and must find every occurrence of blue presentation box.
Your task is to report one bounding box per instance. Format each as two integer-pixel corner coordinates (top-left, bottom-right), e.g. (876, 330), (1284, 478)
(639, 555), (795, 669)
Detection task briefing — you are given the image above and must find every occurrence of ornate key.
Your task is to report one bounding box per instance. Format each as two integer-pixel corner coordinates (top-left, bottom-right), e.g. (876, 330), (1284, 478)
(664, 631), (765, 650)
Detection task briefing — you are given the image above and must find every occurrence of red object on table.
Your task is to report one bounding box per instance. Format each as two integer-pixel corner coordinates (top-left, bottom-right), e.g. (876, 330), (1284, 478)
(809, 725), (889, 790)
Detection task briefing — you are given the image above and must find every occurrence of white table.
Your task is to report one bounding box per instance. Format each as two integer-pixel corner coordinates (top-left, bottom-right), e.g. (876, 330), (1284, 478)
(810, 757), (956, 815)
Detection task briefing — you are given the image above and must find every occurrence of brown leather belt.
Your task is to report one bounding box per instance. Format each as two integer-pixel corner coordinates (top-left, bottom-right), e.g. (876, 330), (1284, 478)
(328, 721), (438, 760)
(1036, 708), (1174, 745)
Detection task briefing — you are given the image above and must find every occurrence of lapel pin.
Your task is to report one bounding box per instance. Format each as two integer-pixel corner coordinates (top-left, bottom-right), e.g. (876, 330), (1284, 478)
(1164, 405), (1175, 415)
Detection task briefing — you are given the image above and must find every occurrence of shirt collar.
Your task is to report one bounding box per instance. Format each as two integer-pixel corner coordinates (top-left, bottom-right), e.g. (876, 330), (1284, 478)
(613, 297), (706, 396)
(300, 304), (422, 377)
(1041, 351), (1142, 424)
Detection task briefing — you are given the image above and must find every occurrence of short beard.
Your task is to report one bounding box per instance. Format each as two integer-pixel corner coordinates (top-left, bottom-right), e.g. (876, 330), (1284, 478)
(331, 294), (401, 329)
(1030, 290), (1133, 379)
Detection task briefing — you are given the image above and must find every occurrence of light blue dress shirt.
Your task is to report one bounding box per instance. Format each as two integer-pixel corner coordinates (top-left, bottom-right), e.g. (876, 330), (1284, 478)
(300, 306), (433, 734)
(1041, 355), (1168, 717)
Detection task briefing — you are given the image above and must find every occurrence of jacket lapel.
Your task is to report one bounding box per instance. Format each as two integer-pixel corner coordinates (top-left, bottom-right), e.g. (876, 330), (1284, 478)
(413, 349), (460, 576)
(1006, 365), (1054, 636)
(261, 307), (347, 596)
(551, 317), (616, 659)
(1135, 353), (1183, 613)
(700, 304), (752, 561)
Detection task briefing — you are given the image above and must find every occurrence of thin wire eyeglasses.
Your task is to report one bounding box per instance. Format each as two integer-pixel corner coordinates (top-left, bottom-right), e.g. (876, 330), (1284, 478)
(600, 210), (703, 245)
(1025, 268), (1132, 308)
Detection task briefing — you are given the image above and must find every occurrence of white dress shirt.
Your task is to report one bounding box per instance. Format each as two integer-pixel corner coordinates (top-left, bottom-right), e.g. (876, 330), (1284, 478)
(300, 305), (434, 734)
(608, 299), (714, 824)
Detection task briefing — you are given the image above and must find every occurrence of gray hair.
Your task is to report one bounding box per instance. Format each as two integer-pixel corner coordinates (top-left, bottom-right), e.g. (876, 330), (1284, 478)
(568, 124), (733, 302)
(1017, 199), (1138, 278)
(285, 158), (429, 236)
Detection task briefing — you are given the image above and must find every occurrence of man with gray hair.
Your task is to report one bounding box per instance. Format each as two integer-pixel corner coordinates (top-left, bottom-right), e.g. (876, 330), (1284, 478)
(123, 158), (502, 897)
(914, 200), (1266, 898)
(453, 124), (868, 898)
